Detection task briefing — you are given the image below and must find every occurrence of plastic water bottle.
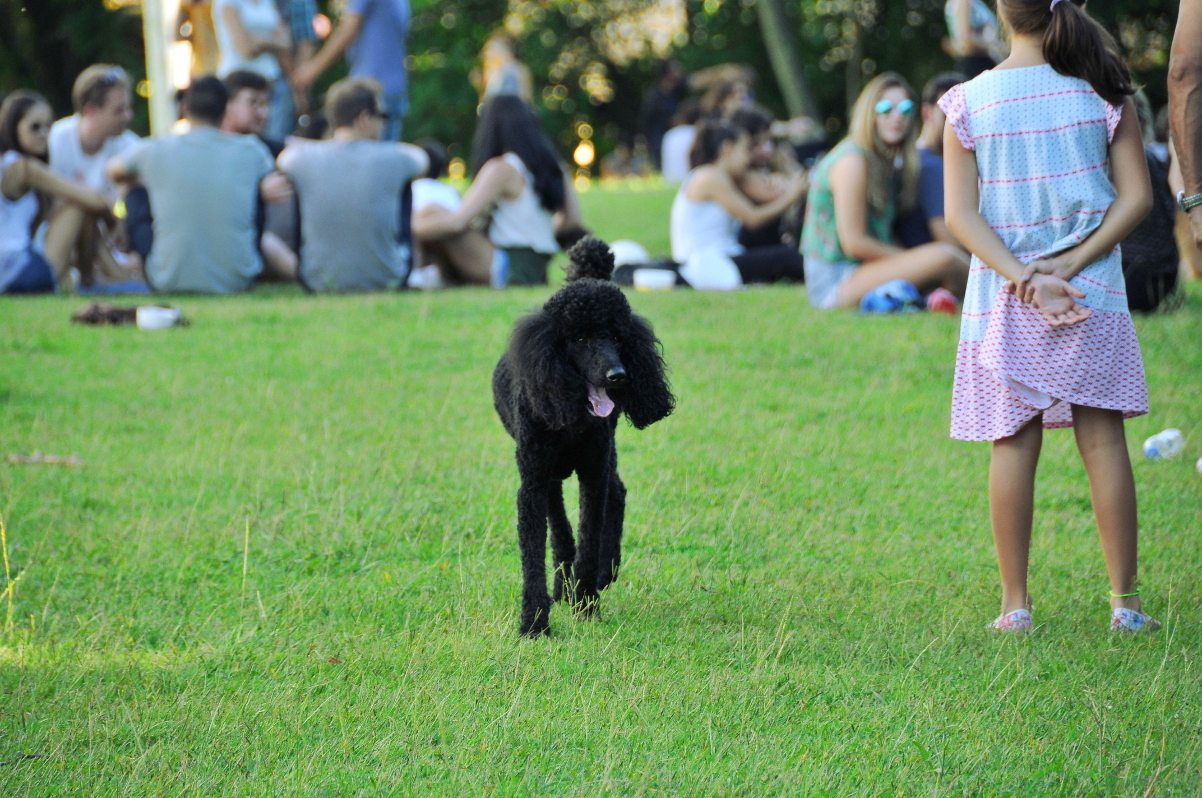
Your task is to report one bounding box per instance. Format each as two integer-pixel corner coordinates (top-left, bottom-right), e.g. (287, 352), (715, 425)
(1143, 429), (1185, 461)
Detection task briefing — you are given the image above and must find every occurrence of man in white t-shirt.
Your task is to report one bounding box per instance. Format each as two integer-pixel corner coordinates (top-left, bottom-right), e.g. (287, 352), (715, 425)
(45, 65), (143, 286)
(48, 65), (139, 204)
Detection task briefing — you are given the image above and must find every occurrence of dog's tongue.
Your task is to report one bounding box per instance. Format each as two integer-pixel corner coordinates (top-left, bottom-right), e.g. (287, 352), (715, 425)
(588, 384), (614, 418)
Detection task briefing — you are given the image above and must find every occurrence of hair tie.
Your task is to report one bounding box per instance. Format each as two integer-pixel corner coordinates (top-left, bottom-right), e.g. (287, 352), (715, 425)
(1050, 0), (1066, 9)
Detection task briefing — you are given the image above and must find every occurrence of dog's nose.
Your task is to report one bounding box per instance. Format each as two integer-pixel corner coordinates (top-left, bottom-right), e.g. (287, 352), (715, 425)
(606, 367), (627, 385)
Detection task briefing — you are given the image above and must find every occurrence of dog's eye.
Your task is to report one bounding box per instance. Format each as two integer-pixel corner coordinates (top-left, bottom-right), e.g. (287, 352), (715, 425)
(576, 336), (587, 344)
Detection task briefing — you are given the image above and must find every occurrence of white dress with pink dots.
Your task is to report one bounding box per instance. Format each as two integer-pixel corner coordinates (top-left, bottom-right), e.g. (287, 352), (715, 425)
(938, 64), (1148, 442)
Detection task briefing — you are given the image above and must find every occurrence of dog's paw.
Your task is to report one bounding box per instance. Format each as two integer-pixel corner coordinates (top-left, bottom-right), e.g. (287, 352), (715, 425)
(519, 602), (552, 638)
(597, 565), (619, 591)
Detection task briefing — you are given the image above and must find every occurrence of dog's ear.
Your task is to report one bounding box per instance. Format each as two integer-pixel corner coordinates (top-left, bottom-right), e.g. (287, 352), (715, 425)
(619, 313), (675, 429)
(508, 310), (582, 430)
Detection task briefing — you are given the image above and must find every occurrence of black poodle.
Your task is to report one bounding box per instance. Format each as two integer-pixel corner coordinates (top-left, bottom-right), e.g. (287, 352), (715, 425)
(493, 237), (676, 637)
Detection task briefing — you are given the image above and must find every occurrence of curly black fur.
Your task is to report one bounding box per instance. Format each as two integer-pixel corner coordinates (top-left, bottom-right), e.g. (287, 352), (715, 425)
(564, 235), (615, 282)
(493, 249), (675, 637)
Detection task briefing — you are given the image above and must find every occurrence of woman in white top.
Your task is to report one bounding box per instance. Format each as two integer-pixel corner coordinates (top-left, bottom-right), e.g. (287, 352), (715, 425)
(213, 0), (292, 138)
(0, 91), (113, 293)
(414, 95), (581, 286)
(670, 118), (806, 286)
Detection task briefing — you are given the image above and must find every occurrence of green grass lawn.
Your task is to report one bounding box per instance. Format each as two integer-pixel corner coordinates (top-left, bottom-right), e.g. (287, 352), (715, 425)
(2, 185), (1201, 795)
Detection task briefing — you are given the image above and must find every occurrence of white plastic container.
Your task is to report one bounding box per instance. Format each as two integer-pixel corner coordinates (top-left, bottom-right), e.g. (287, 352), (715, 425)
(1143, 429), (1185, 461)
(136, 306), (182, 331)
(633, 268), (676, 292)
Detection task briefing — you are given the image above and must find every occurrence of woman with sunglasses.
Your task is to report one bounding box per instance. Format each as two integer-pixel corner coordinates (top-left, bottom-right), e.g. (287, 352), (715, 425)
(801, 73), (969, 309)
(1, 91), (114, 294)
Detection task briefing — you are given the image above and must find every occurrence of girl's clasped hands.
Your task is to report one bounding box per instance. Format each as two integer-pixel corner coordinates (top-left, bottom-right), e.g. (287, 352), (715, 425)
(1005, 250), (1093, 327)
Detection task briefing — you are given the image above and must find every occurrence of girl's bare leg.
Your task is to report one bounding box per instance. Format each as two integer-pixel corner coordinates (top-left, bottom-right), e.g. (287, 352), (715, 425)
(990, 416), (1043, 615)
(1071, 405), (1142, 612)
(835, 242), (970, 308)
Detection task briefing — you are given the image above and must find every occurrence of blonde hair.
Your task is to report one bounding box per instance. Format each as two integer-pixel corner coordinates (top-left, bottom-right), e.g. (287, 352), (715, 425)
(847, 72), (919, 213)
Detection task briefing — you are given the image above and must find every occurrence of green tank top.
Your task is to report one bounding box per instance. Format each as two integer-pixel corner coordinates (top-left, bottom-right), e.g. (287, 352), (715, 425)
(801, 140), (895, 264)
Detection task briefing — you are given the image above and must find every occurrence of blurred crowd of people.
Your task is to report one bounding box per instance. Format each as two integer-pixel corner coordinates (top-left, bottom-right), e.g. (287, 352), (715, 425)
(0, 0), (1193, 310)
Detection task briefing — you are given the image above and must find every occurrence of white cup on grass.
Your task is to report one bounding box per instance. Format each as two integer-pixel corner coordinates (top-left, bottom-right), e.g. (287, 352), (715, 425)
(633, 268), (676, 292)
(136, 306), (182, 331)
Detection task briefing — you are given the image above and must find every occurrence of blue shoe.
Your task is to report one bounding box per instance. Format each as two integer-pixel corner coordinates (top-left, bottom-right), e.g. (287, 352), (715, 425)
(860, 279), (921, 313)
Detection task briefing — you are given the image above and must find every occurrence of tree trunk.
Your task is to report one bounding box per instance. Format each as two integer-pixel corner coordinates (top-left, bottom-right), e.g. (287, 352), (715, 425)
(845, 14), (862, 110)
(755, 0), (819, 119)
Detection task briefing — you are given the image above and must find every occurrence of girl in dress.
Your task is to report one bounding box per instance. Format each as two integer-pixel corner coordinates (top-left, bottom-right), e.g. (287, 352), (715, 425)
(941, 0), (1157, 632)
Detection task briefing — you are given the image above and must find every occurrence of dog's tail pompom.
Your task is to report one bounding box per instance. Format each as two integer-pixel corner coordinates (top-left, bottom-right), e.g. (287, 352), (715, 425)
(565, 236), (615, 282)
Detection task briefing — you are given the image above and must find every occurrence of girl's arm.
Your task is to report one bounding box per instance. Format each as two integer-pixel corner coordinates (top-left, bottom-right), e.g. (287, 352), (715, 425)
(827, 151), (900, 261)
(2, 156), (110, 217)
(411, 157), (521, 239)
(1017, 98), (1152, 296)
(943, 121), (1091, 326)
(691, 166), (805, 230)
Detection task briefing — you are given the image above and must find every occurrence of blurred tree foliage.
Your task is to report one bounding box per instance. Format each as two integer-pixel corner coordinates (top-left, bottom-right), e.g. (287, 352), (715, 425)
(0, 0), (149, 132)
(0, 0), (1180, 160)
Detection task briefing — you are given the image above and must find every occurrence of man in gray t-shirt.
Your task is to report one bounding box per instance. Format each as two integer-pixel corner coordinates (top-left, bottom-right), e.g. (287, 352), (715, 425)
(107, 77), (284, 293)
(278, 77), (427, 291)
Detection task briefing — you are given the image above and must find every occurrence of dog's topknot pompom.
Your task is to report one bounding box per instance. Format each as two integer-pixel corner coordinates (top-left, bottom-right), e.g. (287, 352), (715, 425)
(565, 236), (615, 282)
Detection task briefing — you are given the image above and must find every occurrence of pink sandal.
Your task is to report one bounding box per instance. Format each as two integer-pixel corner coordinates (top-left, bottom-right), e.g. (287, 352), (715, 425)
(986, 608), (1032, 631)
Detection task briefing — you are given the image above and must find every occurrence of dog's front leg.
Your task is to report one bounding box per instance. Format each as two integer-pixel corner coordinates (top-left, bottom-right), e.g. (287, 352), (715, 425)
(597, 468), (626, 591)
(516, 469), (553, 638)
(571, 459), (610, 616)
(547, 480), (575, 602)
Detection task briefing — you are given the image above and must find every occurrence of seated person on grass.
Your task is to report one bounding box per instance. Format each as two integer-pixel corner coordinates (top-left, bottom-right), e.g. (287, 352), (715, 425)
(670, 119), (807, 285)
(46, 64), (144, 287)
(277, 78), (428, 292)
(800, 73), (968, 309)
(221, 68), (297, 277)
(106, 77), (295, 293)
(893, 72), (967, 249)
(220, 69), (284, 156)
(124, 68), (295, 275)
(728, 104), (809, 249)
(414, 95), (582, 287)
(1, 91), (114, 293)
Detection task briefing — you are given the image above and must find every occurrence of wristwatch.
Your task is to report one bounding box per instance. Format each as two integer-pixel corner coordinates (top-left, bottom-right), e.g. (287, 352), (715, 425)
(1177, 190), (1202, 213)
